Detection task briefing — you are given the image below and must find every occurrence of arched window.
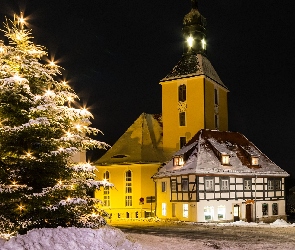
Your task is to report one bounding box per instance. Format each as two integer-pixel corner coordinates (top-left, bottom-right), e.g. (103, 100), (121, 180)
(125, 170), (132, 206)
(103, 171), (110, 207)
(178, 84), (186, 102)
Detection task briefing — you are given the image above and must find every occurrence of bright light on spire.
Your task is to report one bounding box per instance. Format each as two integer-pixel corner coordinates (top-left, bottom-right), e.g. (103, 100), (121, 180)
(187, 35), (194, 48)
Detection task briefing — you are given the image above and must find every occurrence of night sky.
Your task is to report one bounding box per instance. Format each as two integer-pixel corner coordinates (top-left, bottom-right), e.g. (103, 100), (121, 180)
(1, 1), (295, 177)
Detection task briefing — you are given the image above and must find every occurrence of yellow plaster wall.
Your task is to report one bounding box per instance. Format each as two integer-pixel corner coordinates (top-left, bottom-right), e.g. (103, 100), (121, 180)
(161, 76), (205, 154)
(95, 163), (159, 218)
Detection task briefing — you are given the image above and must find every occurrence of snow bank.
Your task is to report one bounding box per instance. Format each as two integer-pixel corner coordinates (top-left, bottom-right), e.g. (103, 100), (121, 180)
(0, 226), (141, 250)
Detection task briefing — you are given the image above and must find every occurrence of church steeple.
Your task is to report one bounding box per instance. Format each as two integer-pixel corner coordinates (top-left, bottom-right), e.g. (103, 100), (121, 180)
(183, 0), (207, 55)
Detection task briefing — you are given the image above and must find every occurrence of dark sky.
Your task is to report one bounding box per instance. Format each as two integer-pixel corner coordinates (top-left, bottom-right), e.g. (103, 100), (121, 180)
(1, 1), (295, 176)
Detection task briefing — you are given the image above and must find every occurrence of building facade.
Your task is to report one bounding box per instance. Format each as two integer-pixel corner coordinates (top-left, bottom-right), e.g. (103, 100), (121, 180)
(153, 130), (289, 222)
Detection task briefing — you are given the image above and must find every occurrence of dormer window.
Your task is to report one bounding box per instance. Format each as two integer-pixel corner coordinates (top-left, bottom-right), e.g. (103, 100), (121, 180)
(173, 156), (184, 166)
(251, 156), (259, 166)
(221, 153), (230, 165)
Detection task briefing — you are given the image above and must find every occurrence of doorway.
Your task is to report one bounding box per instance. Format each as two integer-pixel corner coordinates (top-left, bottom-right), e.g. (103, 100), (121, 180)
(233, 204), (240, 221)
(246, 204), (252, 222)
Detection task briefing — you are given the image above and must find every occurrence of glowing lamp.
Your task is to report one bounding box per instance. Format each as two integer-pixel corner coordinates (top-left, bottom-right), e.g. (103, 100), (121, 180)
(187, 36), (194, 48)
(201, 38), (206, 50)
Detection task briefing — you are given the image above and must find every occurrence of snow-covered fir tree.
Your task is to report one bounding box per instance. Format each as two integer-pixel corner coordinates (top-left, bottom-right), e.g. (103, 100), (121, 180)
(0, 16), (111, 236)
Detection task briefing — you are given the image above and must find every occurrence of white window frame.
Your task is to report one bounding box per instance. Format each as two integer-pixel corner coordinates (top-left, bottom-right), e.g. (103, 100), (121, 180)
(268, 179), (274, 190)
(217, 205), (226, 220)
(221, 179), (229, 190)
(205, 178), (214, 191)
(125, 195), (132, 207)
(171, 180), (177, 192)
(204, 206), (214, 221)
(181, 179), (188, 191)
(244, 179), (251, 190)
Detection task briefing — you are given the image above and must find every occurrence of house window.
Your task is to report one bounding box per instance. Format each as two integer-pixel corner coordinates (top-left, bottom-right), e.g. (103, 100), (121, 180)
(272, 203), (278, 215)
(173, 156), (184, 166)
(183, 204), (189, 218)
(262, 203), (268, 216)
(221, 154), (230, 165)
(214, 88), (219, 105)
(244, 179), (251, 190)
(162, 203), (167, 216)
(103, 171), (110, 206)
(220, 179), (229, 190)
(275, 179), (281, 190)
(214, 114), (219, 129)
(179, 112), (186, 126)
(204, 206), (214, 221)
(180, 137), (186, 148)
(217, 205), (226, 220)
(125, 170), (132, 193)
(251, 156), (259, 166)
(161, 181), (166, 192)
(178, 84), (186, 102)
(205, 178), (214, 191)
(125, 196), (132, 207)
(181, 179), (188, 191)
(267, 179), (274, 190)
(171, 180), (177, 192)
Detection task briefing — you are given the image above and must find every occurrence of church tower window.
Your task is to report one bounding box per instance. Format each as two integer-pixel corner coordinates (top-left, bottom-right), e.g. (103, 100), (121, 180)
(179, 112), (186, 126)
(103, 171), (110, 206)
(178, 84), (186, 102)
(125, 170), (132, 207)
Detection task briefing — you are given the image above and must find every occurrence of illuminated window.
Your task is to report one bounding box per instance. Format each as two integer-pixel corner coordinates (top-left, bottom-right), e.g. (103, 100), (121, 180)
(161, 181), (166, 192)
(162, 203), (167, 216)
(183, 204), (189, 218)
(103, 171), (110, 206)
(262, 203), (268, 216)
(201, 38), (206, 50)
(171, 180), (177, 192)
(205, 178), (214, 191)
(173, 156), (184, 166)
(220, 179), (229, 190)
(187, 36), (194, 48)
(204, 206), (214, 221)
(178, 84), (186, 102)
(244, 179), (251, 190)
(180, 137), (186, 148)
(221, 154), (230, 165)
(272, 203), (278, 215)
(179, 112), (186, 126)
(181, 179), (188, 191)
(125, 170), (132, 193)
(218, 205), (226, 220)
(125, 196), (132, 207)
(251, 156), (259, 166)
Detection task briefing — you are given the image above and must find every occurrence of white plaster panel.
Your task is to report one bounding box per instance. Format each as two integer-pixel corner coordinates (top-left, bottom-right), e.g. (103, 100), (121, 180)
(221, 193), (229, 199)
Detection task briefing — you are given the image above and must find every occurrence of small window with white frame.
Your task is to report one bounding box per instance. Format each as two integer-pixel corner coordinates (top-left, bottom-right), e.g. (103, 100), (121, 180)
(220, 178), (229, 190)
(267, 179), (274, 190)
(205, 178), (214, 191)
(217, 205), (226, 220)
(221, 153), (230, 165)
(275, 179), (281, 190)
(125, 196), (132, 207)
(251, 156), (259, 166)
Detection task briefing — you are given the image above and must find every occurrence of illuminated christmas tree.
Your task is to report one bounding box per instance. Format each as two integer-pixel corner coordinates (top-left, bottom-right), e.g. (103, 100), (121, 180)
(0, 15), (111, 236)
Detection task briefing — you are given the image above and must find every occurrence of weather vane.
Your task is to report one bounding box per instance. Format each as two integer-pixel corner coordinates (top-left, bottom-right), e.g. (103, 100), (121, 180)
(191, 0), (198, 9)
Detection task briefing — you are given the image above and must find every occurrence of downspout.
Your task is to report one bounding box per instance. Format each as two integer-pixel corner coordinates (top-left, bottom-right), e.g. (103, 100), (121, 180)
(153, 178), (157, 217)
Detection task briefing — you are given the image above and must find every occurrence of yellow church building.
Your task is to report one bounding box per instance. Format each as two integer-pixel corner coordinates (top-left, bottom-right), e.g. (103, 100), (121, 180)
(95, 0), (289, 222)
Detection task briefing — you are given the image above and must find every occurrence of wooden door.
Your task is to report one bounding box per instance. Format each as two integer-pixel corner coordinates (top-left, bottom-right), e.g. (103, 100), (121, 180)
(246, 204), (252, 222)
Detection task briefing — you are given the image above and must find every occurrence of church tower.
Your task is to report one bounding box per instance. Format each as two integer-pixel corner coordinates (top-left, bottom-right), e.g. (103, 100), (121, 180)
(161, 0), (229, 156)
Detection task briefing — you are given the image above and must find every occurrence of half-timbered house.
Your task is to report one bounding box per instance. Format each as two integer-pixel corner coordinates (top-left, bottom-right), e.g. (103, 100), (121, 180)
(153, 129), (289, 222)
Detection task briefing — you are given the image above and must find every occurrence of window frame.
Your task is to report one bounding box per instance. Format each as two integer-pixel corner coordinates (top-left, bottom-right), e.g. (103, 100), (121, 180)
(181, 179), (189, 192)
(162, 203), (167, 216)
(220, 178), (229, 191)
(171, 180), (177, 192)
(244, 179), (251, 190)
(183, 204), (189, 218)
(205, 178), (214, 191)
(161, 181), (166, 192)
(125, 195), (132, 207)
(180, 137), (186, 148)
(179, 112), (186, 126)
(178, 84), (186, 102)
(262, 203), (268, 216)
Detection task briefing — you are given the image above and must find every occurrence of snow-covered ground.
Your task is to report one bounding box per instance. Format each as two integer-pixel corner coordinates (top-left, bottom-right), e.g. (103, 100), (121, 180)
(1, 219), (295, 249)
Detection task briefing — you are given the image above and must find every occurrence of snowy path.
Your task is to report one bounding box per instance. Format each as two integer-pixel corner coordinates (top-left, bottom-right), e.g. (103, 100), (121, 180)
(113, 222), (295, 249)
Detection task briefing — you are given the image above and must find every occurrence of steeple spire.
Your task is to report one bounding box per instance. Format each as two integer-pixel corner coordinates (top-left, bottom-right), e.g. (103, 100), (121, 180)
(183, 0), (206, 55)
(191, 0), (198, 9)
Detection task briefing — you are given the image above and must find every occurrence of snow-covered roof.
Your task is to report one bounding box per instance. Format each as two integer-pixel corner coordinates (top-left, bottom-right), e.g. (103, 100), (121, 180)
(96, 113), (167, 165)
(161, 54), (227, 89)
(154, 129), (289, 178)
